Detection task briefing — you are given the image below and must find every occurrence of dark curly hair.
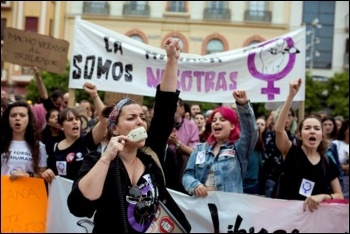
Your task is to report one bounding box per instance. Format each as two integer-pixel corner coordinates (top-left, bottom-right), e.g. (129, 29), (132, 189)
(0, 101), (42, 173)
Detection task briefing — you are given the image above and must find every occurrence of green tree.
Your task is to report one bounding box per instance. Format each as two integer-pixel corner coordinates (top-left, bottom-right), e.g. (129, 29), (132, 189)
(25, 63), (105, 104)
(304, 72), (328, 115)
(326, 72), (349, 118)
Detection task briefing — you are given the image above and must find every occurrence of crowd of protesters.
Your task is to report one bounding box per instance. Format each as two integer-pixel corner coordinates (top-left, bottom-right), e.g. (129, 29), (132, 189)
(1, 40), (349, 232)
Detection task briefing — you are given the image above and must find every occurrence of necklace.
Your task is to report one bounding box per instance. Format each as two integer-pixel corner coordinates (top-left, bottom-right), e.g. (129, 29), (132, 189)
(125, 156), (137, 167)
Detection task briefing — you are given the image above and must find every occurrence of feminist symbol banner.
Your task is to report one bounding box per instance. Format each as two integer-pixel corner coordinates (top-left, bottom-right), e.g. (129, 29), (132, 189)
(69, 19), (305, 103)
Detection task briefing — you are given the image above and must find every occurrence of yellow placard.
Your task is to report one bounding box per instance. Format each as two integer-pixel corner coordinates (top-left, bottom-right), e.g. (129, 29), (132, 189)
(1, 176), (48, 233)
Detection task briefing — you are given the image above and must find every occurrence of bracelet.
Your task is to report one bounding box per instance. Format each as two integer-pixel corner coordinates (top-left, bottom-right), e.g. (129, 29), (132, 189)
(100, 158), (110, 166)
(329, 193), (333, 200)
(176, 141), (181, 149)
(27, 172), (34, 177)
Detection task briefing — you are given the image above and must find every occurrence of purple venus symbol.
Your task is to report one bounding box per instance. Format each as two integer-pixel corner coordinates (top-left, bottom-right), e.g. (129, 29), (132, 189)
(247, 37), (296, 100)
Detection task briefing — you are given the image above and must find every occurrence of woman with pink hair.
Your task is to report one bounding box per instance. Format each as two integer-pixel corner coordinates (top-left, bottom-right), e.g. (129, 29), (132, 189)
(31, 103), (47, 131)
(182, 91), (258, 196)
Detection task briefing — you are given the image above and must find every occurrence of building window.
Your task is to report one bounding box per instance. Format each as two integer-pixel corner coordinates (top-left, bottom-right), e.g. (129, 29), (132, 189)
(209, 1), (225, 12)
(129, 34), (144, 43)
(245, 1), (271, 22)
(130, 1), (147, 11)
(248, 40), (261, 46)
(204, 1), (230, 20)
(345, 38), (349, 68)
(1, 1), (11, 8)
(25, 17), (38, 32)
(1, 18), (6, 41)
(303, 1), (335, 69)
(123, 1), (149, 16)
(83, 1), (110, 15)
(168, 1), (186, 12)
(248, 1), (268, 12)
(206, 39), (224, 55)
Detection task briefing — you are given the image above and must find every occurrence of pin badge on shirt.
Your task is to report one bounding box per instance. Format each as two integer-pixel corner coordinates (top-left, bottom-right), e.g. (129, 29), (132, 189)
(56, 161), (67, 176)
(196, 151), (205, 164)
(299, 178), (315, 197)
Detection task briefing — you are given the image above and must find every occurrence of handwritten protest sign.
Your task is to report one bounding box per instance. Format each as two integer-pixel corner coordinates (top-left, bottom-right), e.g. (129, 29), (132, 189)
(2, 27), (69, 74)
(1, 176), (48, 233)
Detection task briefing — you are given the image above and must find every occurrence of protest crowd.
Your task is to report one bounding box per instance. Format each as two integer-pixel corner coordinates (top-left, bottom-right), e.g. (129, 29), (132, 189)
(1, 34), (349, 233)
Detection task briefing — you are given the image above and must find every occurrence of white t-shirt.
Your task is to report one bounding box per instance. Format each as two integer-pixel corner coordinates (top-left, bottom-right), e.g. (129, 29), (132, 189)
(332, 140), (349, 164)
(1, 140), (47, 175)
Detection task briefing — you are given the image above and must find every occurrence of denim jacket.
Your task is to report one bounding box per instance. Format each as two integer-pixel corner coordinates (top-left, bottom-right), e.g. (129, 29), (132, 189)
(182, 101), (258, 195)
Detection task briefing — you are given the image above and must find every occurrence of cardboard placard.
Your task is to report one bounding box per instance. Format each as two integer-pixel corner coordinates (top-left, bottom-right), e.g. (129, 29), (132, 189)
(2, 27), (69, 74)
(1, 176), (48, 233)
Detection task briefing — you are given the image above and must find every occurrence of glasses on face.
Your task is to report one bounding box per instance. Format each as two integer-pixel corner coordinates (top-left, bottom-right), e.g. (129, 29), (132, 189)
(129, 186), (155, 218)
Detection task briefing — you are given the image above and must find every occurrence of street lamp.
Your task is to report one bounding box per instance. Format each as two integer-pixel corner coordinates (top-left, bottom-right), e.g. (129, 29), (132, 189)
(306, 18), (322, 75)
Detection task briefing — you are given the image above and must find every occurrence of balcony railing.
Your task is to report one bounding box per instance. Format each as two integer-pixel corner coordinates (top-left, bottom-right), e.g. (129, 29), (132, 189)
(123, 3), (150, 17)
(203, 7), (231, 21)
(83, 1), (110, 15)
(244, 10), (272, 22)
(166, 6), (186, 13)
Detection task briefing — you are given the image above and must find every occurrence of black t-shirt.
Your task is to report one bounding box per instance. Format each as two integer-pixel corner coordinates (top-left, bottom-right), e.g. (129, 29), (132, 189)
(48, 131), (97, 180)
(41, 127), (65, 159)
(278, 145), (339, 201)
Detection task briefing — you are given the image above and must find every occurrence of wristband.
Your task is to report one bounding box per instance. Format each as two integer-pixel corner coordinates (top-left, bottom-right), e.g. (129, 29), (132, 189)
(27, 172), (34, 177)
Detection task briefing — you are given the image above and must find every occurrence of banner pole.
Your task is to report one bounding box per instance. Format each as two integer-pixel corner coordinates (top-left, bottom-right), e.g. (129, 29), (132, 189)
(68, 88), (76, 107)
(298, 101), (305, 123)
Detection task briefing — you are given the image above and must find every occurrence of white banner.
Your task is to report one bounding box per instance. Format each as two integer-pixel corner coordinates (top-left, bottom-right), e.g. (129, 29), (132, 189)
(47, 177), (348, 233)
(69, 19), (306, 103)
(46, 177), (94, 233)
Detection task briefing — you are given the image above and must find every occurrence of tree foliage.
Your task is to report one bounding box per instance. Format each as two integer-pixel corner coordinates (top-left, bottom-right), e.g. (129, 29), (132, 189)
(302, 71), (349, 119)
(25, 63), (105, 104)
(304, 72), (327, 115)
(325, 72), (349, 118)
